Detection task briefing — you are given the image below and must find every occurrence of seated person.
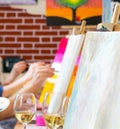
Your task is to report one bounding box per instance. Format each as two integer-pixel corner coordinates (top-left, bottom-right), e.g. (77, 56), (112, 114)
(0, 62), (54, 120)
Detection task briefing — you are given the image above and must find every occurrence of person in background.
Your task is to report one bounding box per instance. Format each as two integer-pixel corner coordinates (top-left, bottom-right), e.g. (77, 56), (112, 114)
(0, 62), (54, 120)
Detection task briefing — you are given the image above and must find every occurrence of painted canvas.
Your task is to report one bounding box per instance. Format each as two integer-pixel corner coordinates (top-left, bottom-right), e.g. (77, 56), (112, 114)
(102, 0), (111, 22)
(46, 0), (102, 26)
(63, 31), (120, 129)
(0, 0), (38, 5)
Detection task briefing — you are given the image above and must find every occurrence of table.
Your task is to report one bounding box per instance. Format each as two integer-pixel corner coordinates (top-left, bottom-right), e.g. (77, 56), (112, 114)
(14, 122), (47, 129)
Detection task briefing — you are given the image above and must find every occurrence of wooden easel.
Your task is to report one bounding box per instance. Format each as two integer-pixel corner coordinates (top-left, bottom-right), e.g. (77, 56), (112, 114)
(63, 20), (87, 36)
(61, 24), (96, 34)
(111, 2), (120, 31)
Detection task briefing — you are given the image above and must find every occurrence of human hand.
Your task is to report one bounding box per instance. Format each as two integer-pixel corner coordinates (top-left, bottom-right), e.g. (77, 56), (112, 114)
(24, 62), (46, 80)
(12, 61), (27, 75)
(29, 64), (54, 90)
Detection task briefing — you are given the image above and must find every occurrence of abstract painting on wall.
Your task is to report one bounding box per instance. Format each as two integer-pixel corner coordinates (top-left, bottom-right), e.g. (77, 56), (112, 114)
(0, 0), (38, 5)
(46, 0), (102, 26)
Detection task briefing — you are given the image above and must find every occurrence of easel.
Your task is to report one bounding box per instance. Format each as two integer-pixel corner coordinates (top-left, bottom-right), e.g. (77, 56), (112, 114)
(113, 3), (120, 31)
(63, 20), (87, 37)
(61, 24), (96, 35)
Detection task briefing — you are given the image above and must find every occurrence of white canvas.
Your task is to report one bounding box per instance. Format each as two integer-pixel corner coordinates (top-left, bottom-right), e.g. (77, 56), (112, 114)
(48, 34), (85, 113)
(63, 31), (120, 129)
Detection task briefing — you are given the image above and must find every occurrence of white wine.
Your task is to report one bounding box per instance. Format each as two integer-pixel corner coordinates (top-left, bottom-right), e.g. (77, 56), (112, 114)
(44, 114), (64, 129)
(15, 111), (35, 124)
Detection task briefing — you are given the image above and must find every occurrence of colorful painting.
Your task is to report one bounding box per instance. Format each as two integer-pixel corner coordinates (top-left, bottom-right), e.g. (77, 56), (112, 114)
(46, 0), (102, 26)
(0, 0), (38, 5)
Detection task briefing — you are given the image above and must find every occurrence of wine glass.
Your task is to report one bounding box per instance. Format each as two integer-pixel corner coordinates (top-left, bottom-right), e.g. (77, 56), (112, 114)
(14, 93), (36, 129)
(42, 92), (70, 129)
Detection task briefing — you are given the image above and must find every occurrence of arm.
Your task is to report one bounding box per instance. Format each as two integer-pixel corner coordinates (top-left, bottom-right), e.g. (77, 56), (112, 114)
(0, 63), (54, 120)
(2, 61), (37, 97)
(2, 75), (30, 97)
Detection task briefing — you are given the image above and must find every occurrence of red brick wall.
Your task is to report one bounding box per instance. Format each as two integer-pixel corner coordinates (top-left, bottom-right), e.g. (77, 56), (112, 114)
(0, 6), (69, 63)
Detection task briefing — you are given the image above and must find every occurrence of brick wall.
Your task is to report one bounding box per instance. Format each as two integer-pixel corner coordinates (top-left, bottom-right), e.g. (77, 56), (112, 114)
(0, 6), (69, 63)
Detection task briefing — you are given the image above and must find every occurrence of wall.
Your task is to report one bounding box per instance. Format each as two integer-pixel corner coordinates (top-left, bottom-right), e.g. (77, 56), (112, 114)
(0, 6), (69, 63)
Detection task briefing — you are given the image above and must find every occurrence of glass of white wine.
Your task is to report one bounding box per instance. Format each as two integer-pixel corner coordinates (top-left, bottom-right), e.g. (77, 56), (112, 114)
(42, 92), (69, 129)
(14, 93), (36, 129)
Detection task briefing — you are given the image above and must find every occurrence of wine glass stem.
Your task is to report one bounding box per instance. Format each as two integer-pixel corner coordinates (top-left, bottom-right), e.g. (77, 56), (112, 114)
(54, 126), (63, 129)
(53, 126), (58, 129)
(23, 123), (27, 129)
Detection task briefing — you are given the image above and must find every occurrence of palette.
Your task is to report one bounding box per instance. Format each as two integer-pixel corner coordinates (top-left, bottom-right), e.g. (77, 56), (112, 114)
(0, 97), (10, 112)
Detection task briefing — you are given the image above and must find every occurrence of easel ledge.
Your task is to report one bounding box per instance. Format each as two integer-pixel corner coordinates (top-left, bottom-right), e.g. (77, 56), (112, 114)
(62, 24), (120, 31)
(61, 25), (96, 31)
